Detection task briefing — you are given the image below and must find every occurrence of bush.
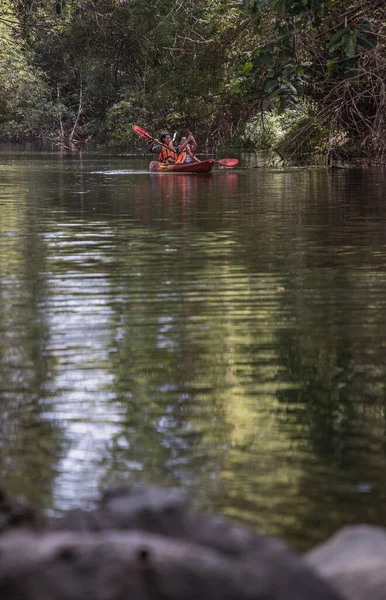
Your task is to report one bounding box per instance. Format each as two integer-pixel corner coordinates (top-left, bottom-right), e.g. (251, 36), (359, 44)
(241, 104), (349, 164)
(104, 100), (137, 150)
(0, 79), (60, 142)
(242, 107), (309, 149)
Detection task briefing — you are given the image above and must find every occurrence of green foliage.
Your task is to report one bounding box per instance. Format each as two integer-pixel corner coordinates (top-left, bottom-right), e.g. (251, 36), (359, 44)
(247, 0), (332, 27)
(0, 101), (60, 141)
(0, 0), (384, 161)
(0, 3), (58, 139)
(0, 0), (253, 145)
(242, 107), (309, 149)
(328, 27), (356, 56)
(104, 100), (137, 150)
(241, 0), (380, 105)
(238, 0), (328, 109)
(240, 0), (385, 163)
(242, 101), (349, 165)
(274, 117), (330, 162)
(326, 22), (377, 77)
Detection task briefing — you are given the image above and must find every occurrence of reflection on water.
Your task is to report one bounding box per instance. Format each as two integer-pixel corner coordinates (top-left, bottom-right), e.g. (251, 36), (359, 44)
(1, 149), (386, 549)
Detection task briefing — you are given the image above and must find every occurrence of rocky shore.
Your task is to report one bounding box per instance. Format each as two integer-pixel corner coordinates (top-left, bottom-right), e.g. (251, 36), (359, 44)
(0, 485), (383, 600)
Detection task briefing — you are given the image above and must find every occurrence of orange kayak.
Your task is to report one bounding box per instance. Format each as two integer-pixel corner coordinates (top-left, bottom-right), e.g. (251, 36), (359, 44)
(149, 160), (214, 174)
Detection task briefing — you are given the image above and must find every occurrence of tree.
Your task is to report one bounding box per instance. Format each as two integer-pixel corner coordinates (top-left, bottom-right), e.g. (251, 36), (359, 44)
(241, 0), (385, 162)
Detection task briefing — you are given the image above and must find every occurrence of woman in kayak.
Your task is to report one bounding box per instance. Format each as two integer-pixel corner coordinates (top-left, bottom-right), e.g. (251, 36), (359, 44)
(150, 132), (177, 164)
(176, 133), (200, 164)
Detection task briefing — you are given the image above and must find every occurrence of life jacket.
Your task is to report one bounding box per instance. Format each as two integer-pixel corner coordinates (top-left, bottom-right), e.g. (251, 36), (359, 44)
(158, 143), (176, 163)
(176, 144), (200, 164)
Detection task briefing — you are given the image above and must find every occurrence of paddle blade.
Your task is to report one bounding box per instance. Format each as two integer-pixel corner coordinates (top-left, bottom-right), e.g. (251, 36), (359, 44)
(218, 158), (238, 167)
(133, 125), (153, 140)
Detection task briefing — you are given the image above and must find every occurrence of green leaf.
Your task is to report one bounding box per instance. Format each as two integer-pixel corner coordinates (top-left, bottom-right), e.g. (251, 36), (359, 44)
(277, 96), (286, 113)
(342, 31), (357, 58)
(264, 79), (280, 93)
(259, 52), (274, 66)
(326, 57), (338, 78)
(278, 0), (286, 20)
(328, 27), (350, 52)
(242, 61), (253, 73)
(249, 89), (264, 100)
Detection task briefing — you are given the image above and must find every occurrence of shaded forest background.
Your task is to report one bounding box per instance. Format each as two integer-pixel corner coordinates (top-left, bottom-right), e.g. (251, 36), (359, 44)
(0, 0), (384, 162)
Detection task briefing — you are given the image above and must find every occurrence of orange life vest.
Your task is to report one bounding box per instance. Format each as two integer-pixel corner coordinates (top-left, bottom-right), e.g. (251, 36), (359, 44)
(176, 144), (200, 164)
(158, 144), (176, 163)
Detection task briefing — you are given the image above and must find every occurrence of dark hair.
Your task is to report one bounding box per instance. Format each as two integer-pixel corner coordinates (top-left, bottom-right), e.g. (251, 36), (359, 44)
(160, 132), (170, 143)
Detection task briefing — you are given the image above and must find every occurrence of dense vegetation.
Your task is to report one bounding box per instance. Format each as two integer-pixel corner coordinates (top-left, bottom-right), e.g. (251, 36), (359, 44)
(0, 0), (385, 162)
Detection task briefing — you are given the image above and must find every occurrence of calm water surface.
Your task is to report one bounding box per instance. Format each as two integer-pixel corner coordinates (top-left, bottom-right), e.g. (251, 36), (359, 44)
(1, 147), (386, 550)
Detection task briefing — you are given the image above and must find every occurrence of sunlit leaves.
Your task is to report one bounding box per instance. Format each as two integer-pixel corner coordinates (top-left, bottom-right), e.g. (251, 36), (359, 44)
(242, 61), (254, 73)
(0, 1), (53, 132)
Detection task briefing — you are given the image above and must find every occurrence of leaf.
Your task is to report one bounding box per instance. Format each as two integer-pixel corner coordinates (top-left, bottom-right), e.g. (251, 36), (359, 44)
(358, 21), (377, 31)
(286, 82), (298, 94)
(326, 57), (338, 78)
(263, 79), (280, 93)
(277, 96), (286, 113)
(328, 27), (350, 52)
(269, 88), (281, 99)
(342, 30), (357, 58)
(249, 89), (264, 99)
(278, 0), (286, 20)
(357, 32), (376, 50)
(259, 52), (274, 66)
(242, 61), (253, 73)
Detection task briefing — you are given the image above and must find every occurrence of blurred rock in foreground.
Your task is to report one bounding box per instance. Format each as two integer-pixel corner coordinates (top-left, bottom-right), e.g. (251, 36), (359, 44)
(306, 524), (386, 600)
(0, 485), (344, 600)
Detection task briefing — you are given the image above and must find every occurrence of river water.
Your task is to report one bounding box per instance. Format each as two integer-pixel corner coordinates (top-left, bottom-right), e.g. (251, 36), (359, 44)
(1, 147), (386, 549)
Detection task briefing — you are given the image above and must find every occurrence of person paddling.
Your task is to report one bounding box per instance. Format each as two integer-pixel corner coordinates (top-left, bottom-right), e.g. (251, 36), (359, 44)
(176, 133), (200, 164)
(151, 132), (176, 164)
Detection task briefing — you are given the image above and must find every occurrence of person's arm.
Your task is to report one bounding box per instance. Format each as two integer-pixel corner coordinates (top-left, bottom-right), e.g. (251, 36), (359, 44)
(177, 138), (190, 153)
(189, 133), (197, 152)
(150, 140), (162, 153)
